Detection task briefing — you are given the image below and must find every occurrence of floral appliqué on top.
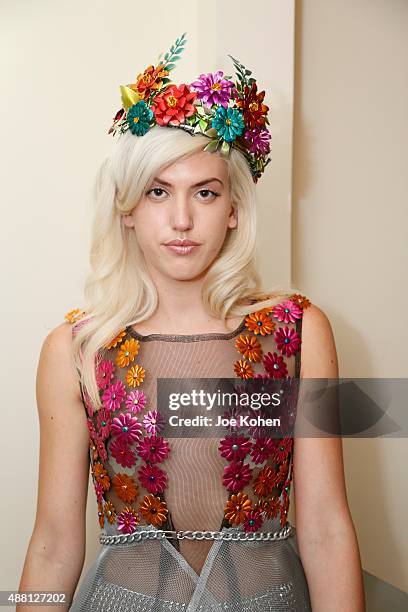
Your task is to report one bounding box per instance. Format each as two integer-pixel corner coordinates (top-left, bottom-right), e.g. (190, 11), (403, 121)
(65, 293), (311, 534)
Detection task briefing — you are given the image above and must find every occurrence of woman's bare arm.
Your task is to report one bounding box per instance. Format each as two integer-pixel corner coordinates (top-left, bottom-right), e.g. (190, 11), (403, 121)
(18, 322), (90, 610)
(293, 304), (366, 611)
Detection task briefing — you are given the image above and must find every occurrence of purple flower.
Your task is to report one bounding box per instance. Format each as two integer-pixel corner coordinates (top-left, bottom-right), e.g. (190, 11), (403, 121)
(243, 126), (271, 155)
(125, 390), (146, 414)
(143, 410), (165, 435)
(190, 70), (234, 108)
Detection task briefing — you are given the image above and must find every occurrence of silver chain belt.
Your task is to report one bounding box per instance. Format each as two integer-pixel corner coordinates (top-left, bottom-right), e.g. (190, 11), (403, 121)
(99, 522), (292, 546)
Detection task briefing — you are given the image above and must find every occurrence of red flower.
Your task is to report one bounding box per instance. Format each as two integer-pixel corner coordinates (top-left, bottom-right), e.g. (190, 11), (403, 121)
(151, 84), (198, 126)
(262, 352), (288, 378)
(223, 460), (252, 493)
(234, 82), (269, 129)
(219, 435), (252, 461)
(243, 509), (263, 532)
(271, 437), (293, 463)
(250, 437), (275, 464)
(274, 326), (301, 357)
(138, 464), (167, 494)
(137, 435), (170, 464)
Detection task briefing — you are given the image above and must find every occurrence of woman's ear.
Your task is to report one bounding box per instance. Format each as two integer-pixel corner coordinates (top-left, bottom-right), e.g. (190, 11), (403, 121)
(122, 213), (135, 229)
(228, 203), (238, 229)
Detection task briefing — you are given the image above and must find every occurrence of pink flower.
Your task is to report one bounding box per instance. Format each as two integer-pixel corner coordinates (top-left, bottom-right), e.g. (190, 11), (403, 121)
(94, 481), (104, 503)
(110, 437), (137, 468)
(96, 408), (112, 440)
(137, 435), (170, 464)
(102, 379), (126, 412)
(117, 509), (139, 534)
(272, 300), (303, 324)
(223, 460), (252, 492)
(96, 359), (115, 390)
(125, 390), (147, 414)
(243, 509), (263, 532)
(250, 437), (275, 464)
(86, 417), (97, 440)
(262, 352), (288, 379)
(138, 464), (167, 494)
(94, 433), (108, 462)
(219, 435), (252, 461)
(111, 413), (143, 444)
(143, 410), (165, 435)
(274, 326), (301, 357)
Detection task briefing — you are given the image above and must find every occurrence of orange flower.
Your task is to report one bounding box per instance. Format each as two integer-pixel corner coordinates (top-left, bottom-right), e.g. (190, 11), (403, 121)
(92, 462), (111, 491)
(235, 334), (262, 362)
(224, 492), (252, 526)
(104, 501), (117, 525)
(139, 494), (168, 527)
(112, 473), (139, 503)
(64, 308), (86, 324)
(97, 502), (105, 528)
(233, 359), (254, 379)
(126, 364), (146, 387)
(289, 294), (311, 310)
(130, 63), (169, 99)
(253, 465), (278, 497)
(263, 496), (281, 519)
(244, 311), (275, 336)
(105, 329), (127, 350)
(90, 440), (98, 461)
(275, 459), (289, 485)
(115, 338), (140, 367)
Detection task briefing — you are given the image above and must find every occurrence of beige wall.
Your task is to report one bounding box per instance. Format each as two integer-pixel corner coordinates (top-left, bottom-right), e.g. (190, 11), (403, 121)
(293, 0), (408, 592)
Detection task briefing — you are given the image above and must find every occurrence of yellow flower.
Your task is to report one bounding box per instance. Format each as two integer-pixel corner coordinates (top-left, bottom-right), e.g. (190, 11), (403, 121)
(105, 329), (127, 350)
(64, 308), (86, 324)
(126, 364), (146, 387)
(115, 338), (140, 367)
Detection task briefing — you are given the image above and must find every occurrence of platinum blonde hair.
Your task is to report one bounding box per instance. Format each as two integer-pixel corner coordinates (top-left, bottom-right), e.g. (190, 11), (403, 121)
(71, 125), (301, 410)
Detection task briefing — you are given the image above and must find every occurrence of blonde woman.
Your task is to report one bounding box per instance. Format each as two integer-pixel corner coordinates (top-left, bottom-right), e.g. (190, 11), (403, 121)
(19, 36), (365, 612)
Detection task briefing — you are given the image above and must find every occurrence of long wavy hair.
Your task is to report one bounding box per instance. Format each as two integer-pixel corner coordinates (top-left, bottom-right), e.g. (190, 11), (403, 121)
(71, 125), (301, 411)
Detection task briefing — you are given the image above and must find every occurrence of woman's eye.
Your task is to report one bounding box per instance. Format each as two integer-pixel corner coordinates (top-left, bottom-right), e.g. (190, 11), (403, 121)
(147, 188), (166, 198)
(198, 189), (219, 200)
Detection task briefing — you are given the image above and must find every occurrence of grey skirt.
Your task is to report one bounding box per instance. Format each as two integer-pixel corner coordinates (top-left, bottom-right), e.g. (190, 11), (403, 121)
(69, 521), (312, 612)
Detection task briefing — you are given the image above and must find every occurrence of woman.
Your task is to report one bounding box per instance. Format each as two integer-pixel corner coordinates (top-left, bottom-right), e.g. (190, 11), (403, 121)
(18, 35), (365, 611)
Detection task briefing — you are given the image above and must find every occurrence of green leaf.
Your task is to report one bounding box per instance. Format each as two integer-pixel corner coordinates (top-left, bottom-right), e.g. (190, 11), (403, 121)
(204, 139), (220, 153)
(204, 127), (218, 138)
(199, 119), (208, 131)
(165, 63), (177, 71)
(220, 140), (231, 157)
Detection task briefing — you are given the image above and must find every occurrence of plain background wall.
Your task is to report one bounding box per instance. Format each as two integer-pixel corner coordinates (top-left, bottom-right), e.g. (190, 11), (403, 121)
(1, 0), (407, 602)
(293, 0), (408, 592)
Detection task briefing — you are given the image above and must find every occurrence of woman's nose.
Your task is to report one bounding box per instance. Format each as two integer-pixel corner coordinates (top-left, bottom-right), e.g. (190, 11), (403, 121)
(170, 197), (194, 231)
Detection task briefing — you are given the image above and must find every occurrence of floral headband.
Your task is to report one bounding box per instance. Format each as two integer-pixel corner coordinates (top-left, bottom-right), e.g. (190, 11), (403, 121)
(108, 32), (271, 183)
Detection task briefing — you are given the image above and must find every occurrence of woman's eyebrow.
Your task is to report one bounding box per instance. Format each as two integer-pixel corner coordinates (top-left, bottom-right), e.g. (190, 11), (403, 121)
(151, 177), (224, 188)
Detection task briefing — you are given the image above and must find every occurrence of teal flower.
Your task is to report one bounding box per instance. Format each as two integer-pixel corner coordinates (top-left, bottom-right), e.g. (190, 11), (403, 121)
(127, 100), (154, 136)
(211, 106), (245, 142)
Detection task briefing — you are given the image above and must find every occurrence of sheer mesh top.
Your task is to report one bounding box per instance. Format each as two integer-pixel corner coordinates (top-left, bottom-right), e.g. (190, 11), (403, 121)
(66, 294), (311, 577)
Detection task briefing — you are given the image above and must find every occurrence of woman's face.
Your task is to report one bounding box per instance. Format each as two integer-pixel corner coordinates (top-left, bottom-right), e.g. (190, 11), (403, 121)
(123, 149), (238, 283)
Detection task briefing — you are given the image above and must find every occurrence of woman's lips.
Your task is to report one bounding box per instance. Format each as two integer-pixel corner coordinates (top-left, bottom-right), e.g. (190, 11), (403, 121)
(164, 244), (200, 255)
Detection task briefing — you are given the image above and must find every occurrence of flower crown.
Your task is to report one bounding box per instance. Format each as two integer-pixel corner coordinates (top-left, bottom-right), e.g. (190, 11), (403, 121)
(108, 32), (272, 183)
